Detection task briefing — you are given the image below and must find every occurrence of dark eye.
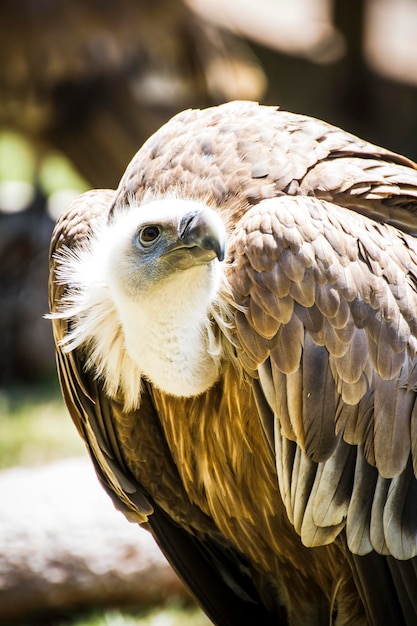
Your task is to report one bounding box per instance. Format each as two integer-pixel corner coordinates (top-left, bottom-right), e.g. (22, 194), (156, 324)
(138, 225), (161, 246)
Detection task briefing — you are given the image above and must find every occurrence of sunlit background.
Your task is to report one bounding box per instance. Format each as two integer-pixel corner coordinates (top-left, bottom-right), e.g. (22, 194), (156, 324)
(1, 1), (417, 624)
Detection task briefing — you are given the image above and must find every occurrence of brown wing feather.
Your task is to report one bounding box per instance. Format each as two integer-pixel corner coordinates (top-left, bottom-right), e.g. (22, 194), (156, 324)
(227, 193), (417, 559)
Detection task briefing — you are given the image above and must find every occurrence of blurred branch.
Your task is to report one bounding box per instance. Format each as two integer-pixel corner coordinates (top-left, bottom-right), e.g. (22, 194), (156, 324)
(0, 458), (189, 625)
(0, 0), (265, 188)
(187, 0), (345, 63)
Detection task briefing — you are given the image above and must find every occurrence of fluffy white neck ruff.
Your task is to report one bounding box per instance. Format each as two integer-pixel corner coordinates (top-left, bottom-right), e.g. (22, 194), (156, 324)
(54, 209), (226, 410)
(114, 263), (222, 395)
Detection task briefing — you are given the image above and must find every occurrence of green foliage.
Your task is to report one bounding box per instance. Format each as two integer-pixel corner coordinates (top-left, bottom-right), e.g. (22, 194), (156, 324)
(39, 151), (88, 196)
(70, 604), (211, 626)
(0, 379), (84, 468)
(0, 130), (87, 192)
(0, 130), (35, 182)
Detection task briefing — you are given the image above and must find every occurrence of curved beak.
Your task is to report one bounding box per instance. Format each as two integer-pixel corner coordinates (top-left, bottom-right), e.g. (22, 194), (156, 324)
(179, 209), (227, 262)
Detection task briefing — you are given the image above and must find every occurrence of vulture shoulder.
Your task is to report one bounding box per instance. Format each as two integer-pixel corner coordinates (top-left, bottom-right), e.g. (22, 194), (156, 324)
(49, 101), (417, 626)
(115, 100), (417, 234)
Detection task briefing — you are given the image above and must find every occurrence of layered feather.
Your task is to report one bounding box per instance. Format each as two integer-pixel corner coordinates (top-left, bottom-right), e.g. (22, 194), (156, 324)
(227, 194), (417, 559)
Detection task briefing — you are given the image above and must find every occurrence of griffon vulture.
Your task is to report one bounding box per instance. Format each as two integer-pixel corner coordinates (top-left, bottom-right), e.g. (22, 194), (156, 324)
(48, 101), (417, 625)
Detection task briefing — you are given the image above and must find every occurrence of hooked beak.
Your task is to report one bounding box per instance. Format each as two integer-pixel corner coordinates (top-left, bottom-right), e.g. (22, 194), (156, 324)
(178, 209), (227, 262)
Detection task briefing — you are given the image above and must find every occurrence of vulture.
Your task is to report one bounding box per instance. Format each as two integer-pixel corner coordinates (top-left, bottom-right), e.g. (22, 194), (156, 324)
(49, 101), (417, 625)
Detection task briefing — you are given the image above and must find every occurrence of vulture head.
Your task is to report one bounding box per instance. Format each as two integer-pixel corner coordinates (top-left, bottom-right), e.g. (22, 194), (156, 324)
(56, 198), (228, 405)
(106, 198), (227, 294)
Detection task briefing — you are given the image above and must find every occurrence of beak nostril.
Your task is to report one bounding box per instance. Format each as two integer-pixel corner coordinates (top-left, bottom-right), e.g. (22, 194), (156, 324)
(179, 212), (198, 240)
(180, 209), (227, 262)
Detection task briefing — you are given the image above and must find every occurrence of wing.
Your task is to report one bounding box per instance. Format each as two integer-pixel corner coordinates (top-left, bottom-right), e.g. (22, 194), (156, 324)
(48, 189), (281, 626)
(226, 193), (417, 623)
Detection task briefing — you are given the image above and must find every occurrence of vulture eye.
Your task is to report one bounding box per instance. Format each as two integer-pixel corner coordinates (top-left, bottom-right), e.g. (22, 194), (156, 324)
(138, 225), (162, 246)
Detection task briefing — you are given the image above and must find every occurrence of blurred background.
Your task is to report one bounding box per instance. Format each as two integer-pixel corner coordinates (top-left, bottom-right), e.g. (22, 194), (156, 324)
(1, 0), (417, 624)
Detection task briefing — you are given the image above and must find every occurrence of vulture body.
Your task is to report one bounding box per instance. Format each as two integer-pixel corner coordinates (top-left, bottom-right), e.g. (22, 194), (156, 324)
(49, 101), (417, 625)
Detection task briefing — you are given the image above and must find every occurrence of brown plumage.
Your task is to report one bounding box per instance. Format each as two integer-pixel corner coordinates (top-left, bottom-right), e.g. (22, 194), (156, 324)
(48, 101), (417, 625)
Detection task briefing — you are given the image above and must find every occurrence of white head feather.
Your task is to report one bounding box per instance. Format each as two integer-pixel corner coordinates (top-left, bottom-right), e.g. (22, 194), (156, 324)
(52, 198), (229, 410)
